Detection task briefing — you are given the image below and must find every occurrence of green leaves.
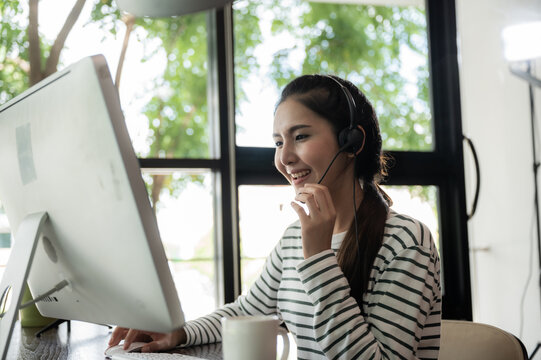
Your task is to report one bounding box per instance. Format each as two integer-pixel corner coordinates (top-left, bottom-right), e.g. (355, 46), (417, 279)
(0, 0), (28, 102)
(0, 0), (433, 210)
(236, 1), (432, 151)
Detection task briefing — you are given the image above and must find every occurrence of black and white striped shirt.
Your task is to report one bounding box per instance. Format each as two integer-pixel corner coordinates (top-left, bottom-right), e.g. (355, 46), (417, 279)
(183, 210), (441, 359)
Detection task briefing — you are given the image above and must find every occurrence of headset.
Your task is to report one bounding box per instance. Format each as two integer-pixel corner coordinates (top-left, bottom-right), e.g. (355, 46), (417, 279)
(317, 75), (366, 184)
(318, 76), (367, 293)
(324, 75), (366, 155)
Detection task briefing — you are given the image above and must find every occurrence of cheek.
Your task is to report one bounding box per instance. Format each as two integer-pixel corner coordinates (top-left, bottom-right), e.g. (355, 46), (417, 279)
(303, 145), (327, 167)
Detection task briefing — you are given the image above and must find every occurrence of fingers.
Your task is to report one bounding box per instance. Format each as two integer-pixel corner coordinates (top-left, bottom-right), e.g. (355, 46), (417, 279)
(292, 184), (336, 259)
(108, 328), (187, 354)
(108, 327), (128, 347)
(123, 328), (141, 350)
(294, 184), (335, 216)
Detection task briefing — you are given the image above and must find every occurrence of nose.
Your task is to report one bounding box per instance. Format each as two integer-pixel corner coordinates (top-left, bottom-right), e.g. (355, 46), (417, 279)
(278, 141), (297, 167)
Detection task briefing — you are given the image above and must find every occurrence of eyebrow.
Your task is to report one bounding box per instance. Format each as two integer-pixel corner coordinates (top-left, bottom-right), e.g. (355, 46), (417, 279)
(272, 124), (312, 138)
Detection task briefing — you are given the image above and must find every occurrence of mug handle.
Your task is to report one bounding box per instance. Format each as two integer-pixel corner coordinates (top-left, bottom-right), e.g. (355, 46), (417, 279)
(277, 327), (290, 360)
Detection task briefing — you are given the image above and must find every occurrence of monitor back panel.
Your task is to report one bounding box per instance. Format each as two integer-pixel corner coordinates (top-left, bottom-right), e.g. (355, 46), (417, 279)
(0, 56), (184, 332)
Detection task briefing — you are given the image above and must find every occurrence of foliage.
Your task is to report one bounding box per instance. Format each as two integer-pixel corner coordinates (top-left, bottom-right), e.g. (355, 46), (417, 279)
(0, 0), (433, 207)
(264, 1), (432, 152)
(233, 0), (263, 106)
(90, 1), (262, 210)
(233, 0), (433, 202)
(0, 1), (29, 103)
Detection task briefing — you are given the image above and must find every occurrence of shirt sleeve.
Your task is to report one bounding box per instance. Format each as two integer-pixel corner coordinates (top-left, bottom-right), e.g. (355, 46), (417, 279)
(296, 243), (440, 360)
(182, 239), (284, 346)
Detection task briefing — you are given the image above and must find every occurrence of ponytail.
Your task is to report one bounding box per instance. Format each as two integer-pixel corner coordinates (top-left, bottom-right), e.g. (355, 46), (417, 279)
(336, 181), (390, 308)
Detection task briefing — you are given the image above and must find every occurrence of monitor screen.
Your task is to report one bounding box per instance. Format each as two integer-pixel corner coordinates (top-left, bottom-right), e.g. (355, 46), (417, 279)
(0, 55), (185, 333)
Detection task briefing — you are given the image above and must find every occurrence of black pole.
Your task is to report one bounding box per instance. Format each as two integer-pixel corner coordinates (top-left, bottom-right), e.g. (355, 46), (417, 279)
(526, 61), (541, 360)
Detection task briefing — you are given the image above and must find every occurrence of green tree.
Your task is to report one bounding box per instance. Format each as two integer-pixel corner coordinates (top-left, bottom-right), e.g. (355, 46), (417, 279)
(90, 1), (262, 212)
(249, 0), (431, 151)
(0, 0), (86, 101)
(0, 0), (261, 212)
(233, 0), (433, 202)
(1, 0), (430, 207)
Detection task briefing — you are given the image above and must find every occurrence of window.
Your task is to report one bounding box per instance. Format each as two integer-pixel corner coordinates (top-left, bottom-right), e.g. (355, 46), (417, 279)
(238, 185), (297, 293)
(233, 0), (470, 319)
(0, 5), (231, 321)
(234, 0), (432, 152)
(122, 13), (227, 320)
(143, 170), (217, 319)
(0, 0), (469, 320)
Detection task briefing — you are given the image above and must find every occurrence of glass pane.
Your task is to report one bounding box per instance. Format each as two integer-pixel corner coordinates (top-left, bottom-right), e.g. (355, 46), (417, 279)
(238, 184), (440, 293)
(142, 169), (217, 319)
(6, 3), (213, 159)
(170, 260), (216, 320)
(238, 185), (297, 294)
(382, 185), (440, 251)
(383, 185), (443, 294)
(0, 172), (217, 320)
(233, 0), (432, 151)
(117, 13), (212, 159)
(241, 258), (266, 295)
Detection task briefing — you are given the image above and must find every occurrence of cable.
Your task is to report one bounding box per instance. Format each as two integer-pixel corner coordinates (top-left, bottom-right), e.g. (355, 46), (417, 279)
(317, 140), (356, 185)
(520, 201), (536, 339)
(0, 285), (10, 316)
(463, 134), (480, 220)
(317, 148), (345, 185)
(522, 61), (541, 340)
(352, 159), (361, 279)
(18, 280), (69, 310)
(0, 279), (70, 319)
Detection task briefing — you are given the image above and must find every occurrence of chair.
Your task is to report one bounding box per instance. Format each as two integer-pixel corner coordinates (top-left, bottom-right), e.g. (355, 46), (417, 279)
(439, 320), (528, 360)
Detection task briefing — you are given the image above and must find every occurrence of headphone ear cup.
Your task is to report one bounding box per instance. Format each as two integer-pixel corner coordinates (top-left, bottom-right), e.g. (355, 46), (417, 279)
(338, 127), (365, 154)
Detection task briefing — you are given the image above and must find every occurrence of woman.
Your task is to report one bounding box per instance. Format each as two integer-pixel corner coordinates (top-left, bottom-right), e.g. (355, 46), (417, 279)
(109, 74), (441, 359)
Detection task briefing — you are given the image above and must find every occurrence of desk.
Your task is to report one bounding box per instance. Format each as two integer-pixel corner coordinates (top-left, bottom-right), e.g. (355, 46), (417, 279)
(7, 321), (222, 359)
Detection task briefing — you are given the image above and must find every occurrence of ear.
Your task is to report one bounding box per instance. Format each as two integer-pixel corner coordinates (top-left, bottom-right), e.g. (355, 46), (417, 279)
(354, 125), (366, 156)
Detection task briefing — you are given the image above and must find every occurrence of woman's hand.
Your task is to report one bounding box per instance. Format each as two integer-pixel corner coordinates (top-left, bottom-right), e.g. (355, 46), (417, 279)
(108, 326), (187, 353)
(291, 184), (336, 258)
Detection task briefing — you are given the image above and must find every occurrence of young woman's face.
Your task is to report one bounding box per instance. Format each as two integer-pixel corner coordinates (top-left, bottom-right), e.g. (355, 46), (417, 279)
(273, 99), (352, 193)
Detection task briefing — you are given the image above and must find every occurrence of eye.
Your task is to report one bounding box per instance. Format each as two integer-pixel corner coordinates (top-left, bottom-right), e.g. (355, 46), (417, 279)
(274, 140), (283, 147)
(295, 134), (308, 141)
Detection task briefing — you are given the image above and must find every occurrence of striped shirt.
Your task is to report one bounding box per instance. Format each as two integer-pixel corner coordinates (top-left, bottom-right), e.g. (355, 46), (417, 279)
(183, 210), (441, 359)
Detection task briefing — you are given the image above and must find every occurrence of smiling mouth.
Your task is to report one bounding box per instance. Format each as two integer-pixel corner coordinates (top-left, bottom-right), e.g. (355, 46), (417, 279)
(291, 170), (311, 180)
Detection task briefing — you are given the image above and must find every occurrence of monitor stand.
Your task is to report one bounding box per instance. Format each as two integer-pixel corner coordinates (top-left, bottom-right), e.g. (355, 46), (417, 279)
(0, 211), (48, 359)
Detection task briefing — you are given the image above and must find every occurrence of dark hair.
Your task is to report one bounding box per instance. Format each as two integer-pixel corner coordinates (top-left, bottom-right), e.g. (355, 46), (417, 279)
(276, 74), (392, 307)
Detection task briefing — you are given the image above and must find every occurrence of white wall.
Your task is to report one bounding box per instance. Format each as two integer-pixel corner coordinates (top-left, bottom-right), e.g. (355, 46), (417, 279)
(456, 0), (541, 353)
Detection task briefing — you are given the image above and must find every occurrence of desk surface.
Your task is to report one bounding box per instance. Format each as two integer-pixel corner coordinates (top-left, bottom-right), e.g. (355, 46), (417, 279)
(7, 321), (222, 359)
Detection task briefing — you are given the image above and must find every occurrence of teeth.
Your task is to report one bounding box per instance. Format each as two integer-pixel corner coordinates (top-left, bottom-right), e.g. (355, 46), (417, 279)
(291, 170), (310, 179)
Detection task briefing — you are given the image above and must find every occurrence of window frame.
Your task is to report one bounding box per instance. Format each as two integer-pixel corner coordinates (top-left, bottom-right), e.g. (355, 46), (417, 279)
(138, 0), (472, 320)
(231, 0), (472, 320)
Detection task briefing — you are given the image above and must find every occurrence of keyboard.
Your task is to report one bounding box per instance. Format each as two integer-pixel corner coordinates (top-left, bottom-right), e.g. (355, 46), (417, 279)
(105, 341), (222, 360)
(110, 353), (204, 360)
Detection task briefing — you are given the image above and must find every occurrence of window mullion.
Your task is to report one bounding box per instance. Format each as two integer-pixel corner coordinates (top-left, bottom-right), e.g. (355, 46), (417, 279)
(209, 5), (240, 305)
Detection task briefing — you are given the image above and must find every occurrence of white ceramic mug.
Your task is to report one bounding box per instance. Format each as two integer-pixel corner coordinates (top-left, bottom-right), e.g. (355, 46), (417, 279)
(221, 315), (290, 360)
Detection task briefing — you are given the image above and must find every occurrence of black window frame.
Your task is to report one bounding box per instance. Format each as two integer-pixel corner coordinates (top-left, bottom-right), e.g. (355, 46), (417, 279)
(139, 0), (472, 320)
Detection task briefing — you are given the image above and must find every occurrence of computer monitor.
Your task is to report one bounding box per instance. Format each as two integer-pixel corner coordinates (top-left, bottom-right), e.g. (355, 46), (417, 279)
(0, 55), (185, 355)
